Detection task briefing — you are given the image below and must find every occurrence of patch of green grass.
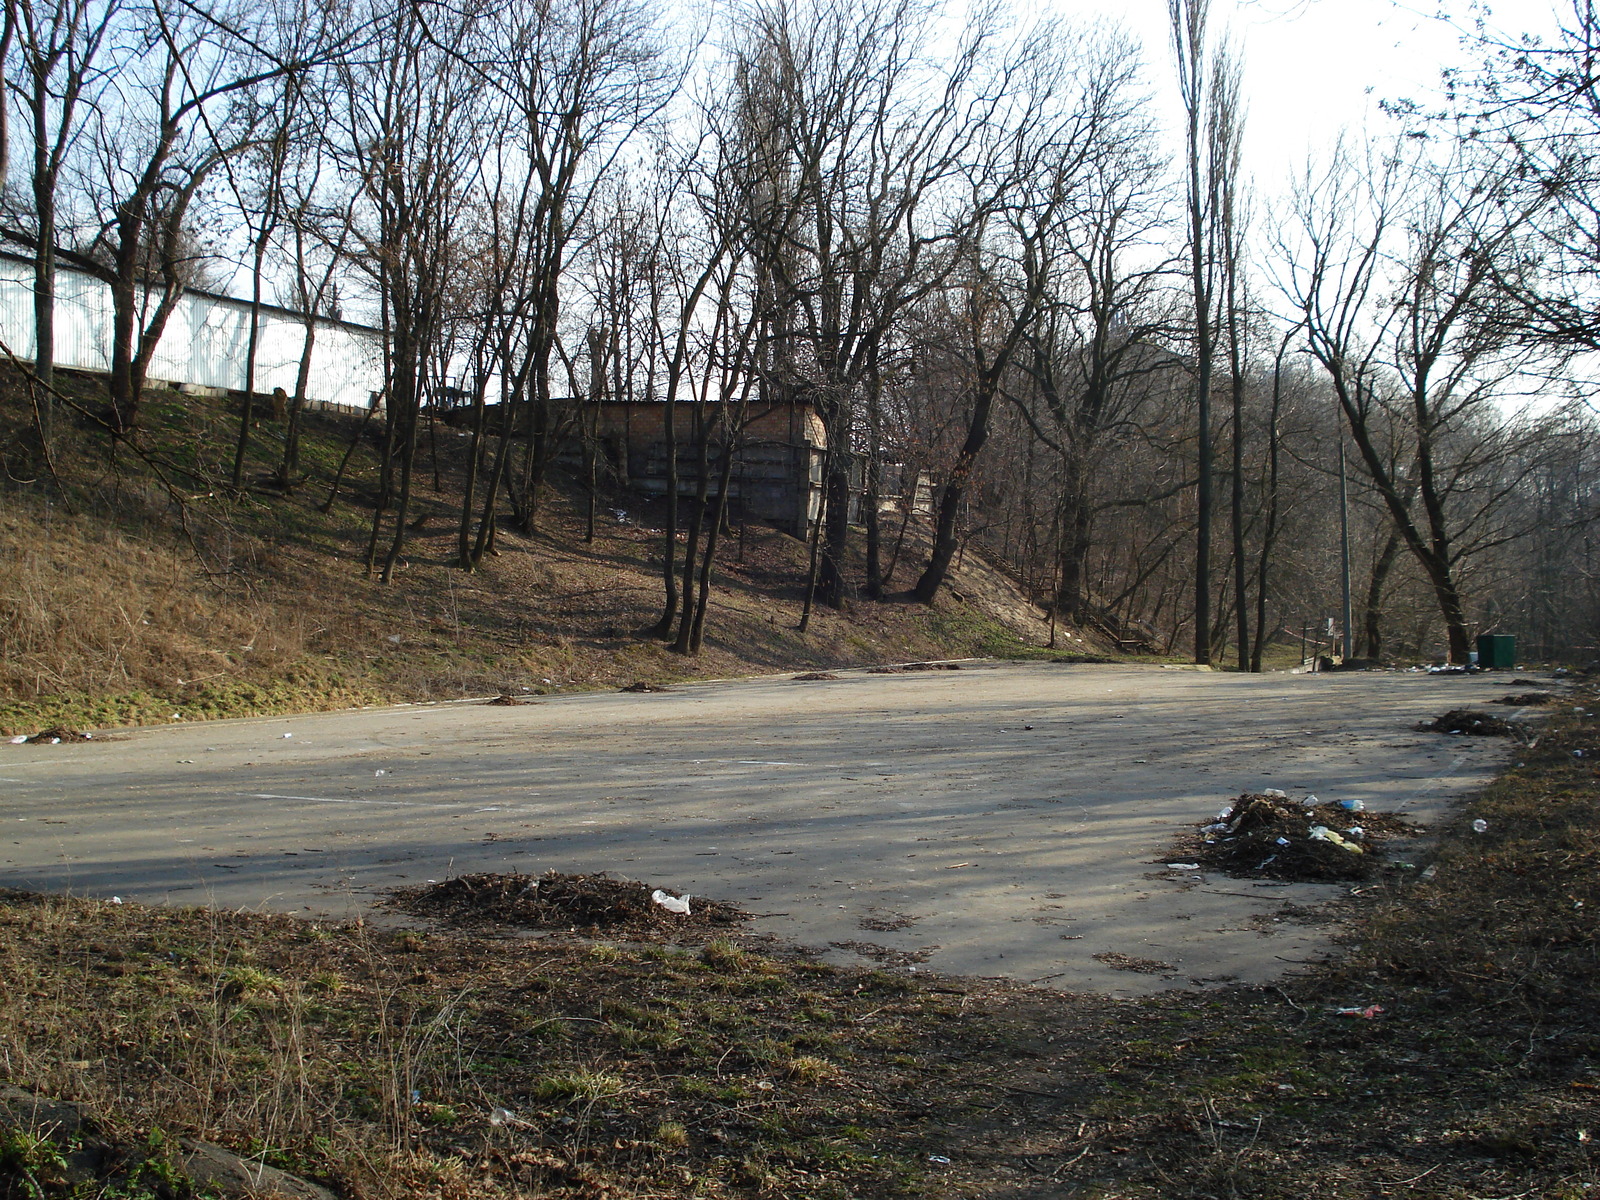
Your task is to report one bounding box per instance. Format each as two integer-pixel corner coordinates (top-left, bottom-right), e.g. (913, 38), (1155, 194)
(929, 607), (1051, 659)
(532, 1068), (624, 1104)
(0, 670), (392, 737)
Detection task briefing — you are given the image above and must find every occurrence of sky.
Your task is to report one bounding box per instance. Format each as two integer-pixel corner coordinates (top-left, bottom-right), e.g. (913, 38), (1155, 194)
(1046, 0), (1568, 191)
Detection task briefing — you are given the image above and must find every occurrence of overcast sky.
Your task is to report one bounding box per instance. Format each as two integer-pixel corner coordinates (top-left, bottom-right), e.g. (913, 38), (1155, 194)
(1050, 0), (1568, 190)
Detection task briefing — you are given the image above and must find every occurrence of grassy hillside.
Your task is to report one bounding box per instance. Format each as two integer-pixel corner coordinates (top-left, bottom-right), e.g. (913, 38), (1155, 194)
(0, 373), (1086, 736)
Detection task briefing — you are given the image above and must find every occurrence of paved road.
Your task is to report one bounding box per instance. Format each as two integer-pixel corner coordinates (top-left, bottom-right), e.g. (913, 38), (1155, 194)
(0, 662), (1520, 995)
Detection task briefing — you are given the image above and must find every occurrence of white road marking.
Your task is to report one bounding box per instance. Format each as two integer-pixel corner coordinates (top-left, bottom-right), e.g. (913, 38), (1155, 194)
(247, 793), (460, 810)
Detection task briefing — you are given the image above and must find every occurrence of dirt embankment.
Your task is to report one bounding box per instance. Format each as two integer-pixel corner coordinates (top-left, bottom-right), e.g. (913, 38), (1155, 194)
(0, 383), (1088, 735)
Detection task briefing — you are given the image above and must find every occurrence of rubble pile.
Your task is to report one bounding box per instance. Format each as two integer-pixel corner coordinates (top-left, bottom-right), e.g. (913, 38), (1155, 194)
(1187, 791), (1420, 883)
(22, 727), (93, 743)
(1425, 709), (1515, 736)
(1495, 692), (1558, 707)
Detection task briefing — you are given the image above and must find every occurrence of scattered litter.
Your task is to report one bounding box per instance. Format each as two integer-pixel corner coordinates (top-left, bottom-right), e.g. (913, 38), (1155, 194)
(1301, 794), (1320, 806)
(1339, 799), (1365, 812)
(620, 681), (670, 693)
(1308, 825), (1363, 853)
(928, 1155), (952, 1166)
(1422, 709), (1514, 737)
(651, 889), (691, 915)
(388, 635), (403, 645)
(7, 736), (24, 744)
(1335, 1004), (1384, 1019)
(1420, 864), (1438, 881)
(110, 897), (122, 905)
(1261, 788), (1287, 799)
(1165, 863), (1201, 871)
(281, 733), (293, 739)
(389, 870), (747, 937)
(1472, 819), (1488, 833)
(489, 1107), (515, 1126)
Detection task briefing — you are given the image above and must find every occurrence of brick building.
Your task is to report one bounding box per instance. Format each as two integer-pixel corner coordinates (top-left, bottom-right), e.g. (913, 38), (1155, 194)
(590, 399), (827, 536)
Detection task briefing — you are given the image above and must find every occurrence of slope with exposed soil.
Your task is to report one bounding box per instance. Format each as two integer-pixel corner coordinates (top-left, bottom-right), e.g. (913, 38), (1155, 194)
(0, 375), (1091, 734)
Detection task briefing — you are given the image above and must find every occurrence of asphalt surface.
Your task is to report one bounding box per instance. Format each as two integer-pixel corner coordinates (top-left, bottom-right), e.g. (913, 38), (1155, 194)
(0, 662), (1522, 996)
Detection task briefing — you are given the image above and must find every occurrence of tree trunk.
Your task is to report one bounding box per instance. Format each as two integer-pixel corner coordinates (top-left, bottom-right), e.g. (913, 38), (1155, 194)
(281, 322), (316, 490)
(913, 374), (998, 603)
(1359, 529), (1401, 660)
(1249, 344), (1286, 672)
(231, 225), (273, 489)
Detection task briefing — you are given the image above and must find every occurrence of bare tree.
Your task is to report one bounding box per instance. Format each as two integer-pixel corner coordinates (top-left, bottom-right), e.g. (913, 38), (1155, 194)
(334, 0), (487, 581)
(1454, 0), (1600, 352)
(1282, 141), (1558, 662)
(74, 0), (311, 434)
(7, 0), (117, 403)
(1168, 0), (1240, 664)
(1001, 78), (1176, 629)
(913, 22), (1147, 604)
(724, 0), (988, 610)
(225, 0), (336, 488)
(479, 0), (676, 536)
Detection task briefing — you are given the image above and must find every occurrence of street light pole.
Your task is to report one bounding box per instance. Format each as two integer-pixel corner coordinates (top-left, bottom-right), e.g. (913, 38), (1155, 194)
(1339, 438), (1353, 662)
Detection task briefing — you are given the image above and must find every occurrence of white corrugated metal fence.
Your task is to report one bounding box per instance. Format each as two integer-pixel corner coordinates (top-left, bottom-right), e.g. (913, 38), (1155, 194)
(0, 251), (384, 411)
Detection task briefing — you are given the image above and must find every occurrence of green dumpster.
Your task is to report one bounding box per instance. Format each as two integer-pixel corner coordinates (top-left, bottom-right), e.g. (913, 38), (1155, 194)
(1476, 634), (1516, 669)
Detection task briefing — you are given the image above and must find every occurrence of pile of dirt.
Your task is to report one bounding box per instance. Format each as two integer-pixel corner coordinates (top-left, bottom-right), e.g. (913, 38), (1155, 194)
(1424, 709), (1515, 736)
(20, 727), (94, 743)
(1496, 692), (1558, 707)
(1183, 792), (1421, 883)
(902, 661), (962, 671)
(619, 681), (671, 692)
(389, 870), (748, 937)
(793, 672), (841, 681)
